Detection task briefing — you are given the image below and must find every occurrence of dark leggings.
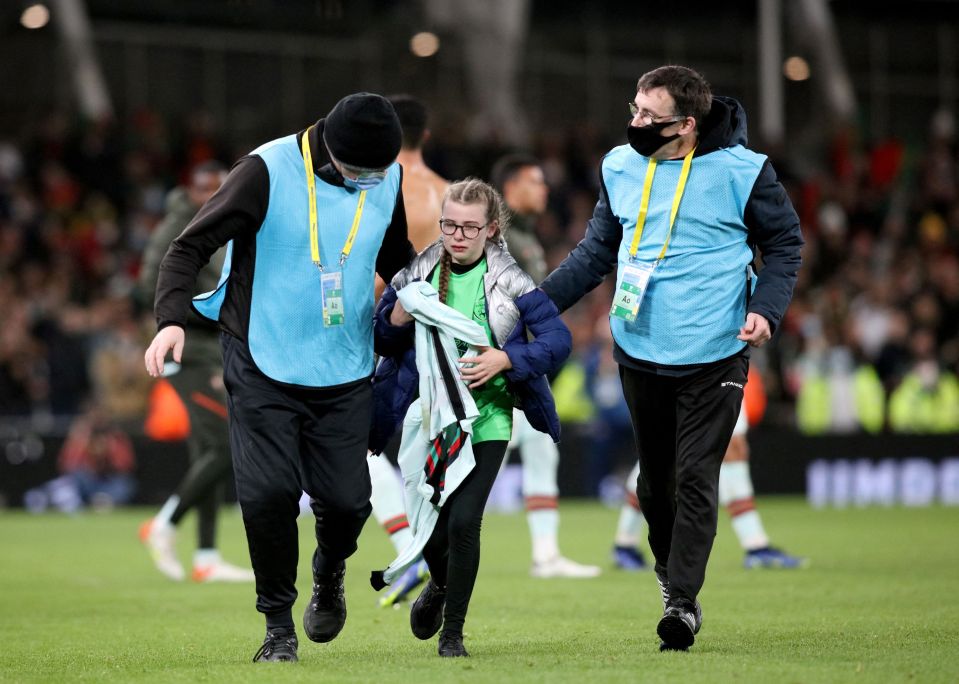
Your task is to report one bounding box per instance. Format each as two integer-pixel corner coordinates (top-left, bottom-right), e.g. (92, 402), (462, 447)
(422, 440), (508, 636)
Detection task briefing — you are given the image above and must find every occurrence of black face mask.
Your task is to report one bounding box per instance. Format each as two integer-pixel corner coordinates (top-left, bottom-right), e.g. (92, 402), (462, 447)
(627, 121), (680, 157)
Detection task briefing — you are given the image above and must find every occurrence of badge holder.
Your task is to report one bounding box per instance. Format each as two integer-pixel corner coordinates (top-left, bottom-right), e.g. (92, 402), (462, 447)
(321, 270), (345, 327)
(610, 261), (655, 322)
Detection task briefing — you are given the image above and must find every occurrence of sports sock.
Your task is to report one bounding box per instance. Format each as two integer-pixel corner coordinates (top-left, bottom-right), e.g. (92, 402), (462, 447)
(154, 495), (180, 527)
(719, 461), (769, 550)
(614, 462), (645, 547)
(383, 516), (414, 553)
(527, 505), (560, 563)
(193, 548), (221, 567)
(297, 492), (312, 517)
(368, 453), (413, 553)
(614, 490), (646, 547)
(516, 411), (562, 564)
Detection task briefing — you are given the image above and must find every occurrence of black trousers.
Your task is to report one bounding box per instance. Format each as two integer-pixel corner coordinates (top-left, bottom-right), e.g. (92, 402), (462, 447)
(620, 355), (747, 604)
(422, 440), (508, 636)
(221, 334), (373, 620)
(166, 352), (232, 549)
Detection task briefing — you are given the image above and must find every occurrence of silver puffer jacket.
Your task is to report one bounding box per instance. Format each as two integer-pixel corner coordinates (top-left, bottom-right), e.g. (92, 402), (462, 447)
(391, 238), (535, 346)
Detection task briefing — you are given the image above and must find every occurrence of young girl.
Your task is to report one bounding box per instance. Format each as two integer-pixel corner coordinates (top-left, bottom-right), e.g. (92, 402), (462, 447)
(370, 178), (570, 657)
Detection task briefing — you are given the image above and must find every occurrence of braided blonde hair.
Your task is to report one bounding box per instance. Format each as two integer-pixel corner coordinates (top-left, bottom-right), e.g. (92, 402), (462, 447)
(437, 177), (510, 304)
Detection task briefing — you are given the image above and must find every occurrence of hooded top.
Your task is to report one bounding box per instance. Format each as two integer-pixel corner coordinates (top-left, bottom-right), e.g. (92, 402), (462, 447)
(695, 95), (749, 154)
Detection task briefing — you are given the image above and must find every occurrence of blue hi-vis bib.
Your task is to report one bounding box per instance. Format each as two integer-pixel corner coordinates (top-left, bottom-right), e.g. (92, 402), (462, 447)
(194, 134), (401, 386)
(603, 144), (762, 365)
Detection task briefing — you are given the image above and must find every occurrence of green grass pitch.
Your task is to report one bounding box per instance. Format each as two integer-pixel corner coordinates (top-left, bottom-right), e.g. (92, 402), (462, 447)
(1, 499), (957, 683)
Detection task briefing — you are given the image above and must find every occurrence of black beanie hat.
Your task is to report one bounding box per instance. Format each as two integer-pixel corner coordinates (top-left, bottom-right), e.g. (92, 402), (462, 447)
(323, 92), (402, 170)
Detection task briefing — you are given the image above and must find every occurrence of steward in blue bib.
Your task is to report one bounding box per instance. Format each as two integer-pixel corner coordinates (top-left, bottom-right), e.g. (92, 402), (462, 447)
(543, 93), (803, 370)
(149, 92), (414, 663)
(156, 125), (412, 386)
(539, 66), (803, 653)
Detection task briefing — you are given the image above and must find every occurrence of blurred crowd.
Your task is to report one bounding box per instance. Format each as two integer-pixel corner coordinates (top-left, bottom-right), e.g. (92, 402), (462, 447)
(778, 111), (959, 435)
(2, 103), (958, 461)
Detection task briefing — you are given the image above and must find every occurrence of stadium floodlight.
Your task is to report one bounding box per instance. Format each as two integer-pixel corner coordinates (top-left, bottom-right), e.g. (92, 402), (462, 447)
(410, 32), (440, 58)
(783, 56), (811, 81)
(20, 3), (50, 29)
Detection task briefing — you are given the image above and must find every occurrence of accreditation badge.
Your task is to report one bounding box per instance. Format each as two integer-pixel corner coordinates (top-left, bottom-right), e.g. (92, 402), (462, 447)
(609, 261), (655, 322)
(321, 270), (345, 327)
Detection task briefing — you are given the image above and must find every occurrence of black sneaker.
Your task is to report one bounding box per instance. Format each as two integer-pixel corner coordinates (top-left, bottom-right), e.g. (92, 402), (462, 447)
(657, 598), (703, 652)
(303, 568), (346, 643)
(410, 580), (446, 640)
(438, 631), (469, 657)
(252, 628), (298, 662)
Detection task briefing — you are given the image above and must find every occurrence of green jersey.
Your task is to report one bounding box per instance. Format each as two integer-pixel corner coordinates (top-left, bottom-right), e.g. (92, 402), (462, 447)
(430, 258), (513, 443)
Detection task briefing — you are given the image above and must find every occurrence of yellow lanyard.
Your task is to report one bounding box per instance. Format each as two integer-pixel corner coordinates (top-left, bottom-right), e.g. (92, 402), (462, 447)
(301, 125), (366, 270)
(628, 146), (695, 261)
